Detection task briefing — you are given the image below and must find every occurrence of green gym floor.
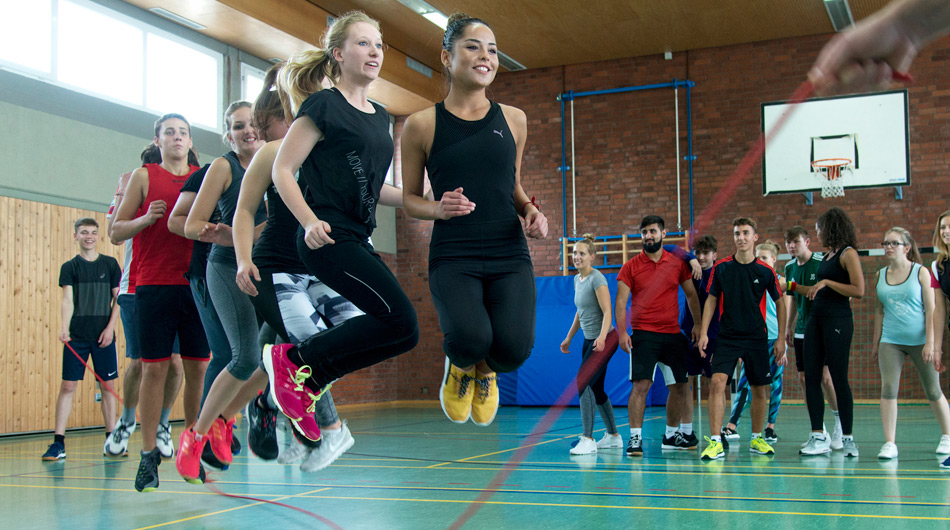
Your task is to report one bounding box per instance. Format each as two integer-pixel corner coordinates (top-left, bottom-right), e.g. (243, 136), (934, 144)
(2, 403), (949, 529)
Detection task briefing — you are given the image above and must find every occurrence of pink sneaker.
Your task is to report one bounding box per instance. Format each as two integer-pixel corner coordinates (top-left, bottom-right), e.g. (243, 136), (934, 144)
(262, 344), (310, 421)
(207, 417), (233, 465)
(290, 385), (332, 442)
(175, 429), (207, 484)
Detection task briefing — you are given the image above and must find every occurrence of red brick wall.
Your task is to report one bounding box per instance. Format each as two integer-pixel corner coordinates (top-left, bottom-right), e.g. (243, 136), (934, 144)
(333, 32), (950, 404)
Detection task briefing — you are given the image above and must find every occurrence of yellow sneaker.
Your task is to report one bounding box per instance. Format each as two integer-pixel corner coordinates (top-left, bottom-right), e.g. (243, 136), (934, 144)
(701, 437), (724, 460)
(471, 371), (499, 426)
(750, 436), (775, 455)
(440, 358), (475, 423)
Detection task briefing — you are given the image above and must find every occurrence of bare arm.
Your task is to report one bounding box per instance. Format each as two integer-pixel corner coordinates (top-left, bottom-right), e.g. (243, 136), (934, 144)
(168, 191), (195, 237)
(561, 312), (581, 354)
(681, 278), (702, 343)
(272, 117), (330, 249)
(504, 105), (548, 239)
(401, 109), (475, 220)
(872, 271), (884, 359)
(234, 141), (280, 297)
(98, 287), (121, 348)
(808, 249), (865, 299)
(615, 281), (631, 353)
(184, 158), (231, 241)
(60, 286), (73, 343)
(593, 284), (615, 351)
(111, 168), (161, 242)
(785, 294), (799, 347)
(810, 0), (950, 95)
(921, 266), (937, 362)
(774, 291), (788, 364)
(107, 172), (132, 245)
(697, 294), (718, 358)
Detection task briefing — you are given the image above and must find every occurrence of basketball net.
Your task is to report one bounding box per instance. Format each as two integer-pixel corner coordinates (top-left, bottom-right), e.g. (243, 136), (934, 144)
(812, 158), (851, 198)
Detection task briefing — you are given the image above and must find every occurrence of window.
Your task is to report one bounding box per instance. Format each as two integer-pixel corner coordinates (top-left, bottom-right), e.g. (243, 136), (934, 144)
(242, 63), (266, 102)
(57, 1), (143, 104)
(0, 0), (52, 73)
(146, 33), (220, 128)
(0, 0), (224, 130)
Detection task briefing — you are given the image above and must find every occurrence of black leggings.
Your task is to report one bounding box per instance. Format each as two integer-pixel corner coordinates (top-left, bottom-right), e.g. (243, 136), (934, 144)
(577, 331), (619, 404)
(294, 235), (418, 388)
(804, 314), (854, 434)
(429, 259), (536, 373)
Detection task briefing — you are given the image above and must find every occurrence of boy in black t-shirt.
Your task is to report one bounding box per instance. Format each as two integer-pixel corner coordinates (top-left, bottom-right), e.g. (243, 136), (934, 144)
(42, 218), (121, 461)
(697, 218), (786, 460)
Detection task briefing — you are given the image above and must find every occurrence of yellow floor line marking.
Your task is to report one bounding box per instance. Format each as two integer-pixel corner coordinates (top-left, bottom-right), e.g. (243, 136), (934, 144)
(281, 493), (950, 520)
(7, 478), (947, 508)
(134, 488), (331, 530)
(425, 435), (575, 469)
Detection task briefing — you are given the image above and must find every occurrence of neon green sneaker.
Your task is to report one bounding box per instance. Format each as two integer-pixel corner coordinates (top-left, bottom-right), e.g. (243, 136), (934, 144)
(701, 437), (724, 460)
(750, 436), (775, 455)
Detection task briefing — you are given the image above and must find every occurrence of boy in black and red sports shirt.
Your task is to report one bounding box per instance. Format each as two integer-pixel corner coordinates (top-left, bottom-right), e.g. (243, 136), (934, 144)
(697, 217), (786, 460)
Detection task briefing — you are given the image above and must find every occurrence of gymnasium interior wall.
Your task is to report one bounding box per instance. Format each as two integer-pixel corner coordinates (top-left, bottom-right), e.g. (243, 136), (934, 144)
(387, 31), (950, 403)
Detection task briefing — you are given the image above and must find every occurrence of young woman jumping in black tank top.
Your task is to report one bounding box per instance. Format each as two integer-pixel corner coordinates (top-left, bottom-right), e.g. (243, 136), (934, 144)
(401, 13), (549, 426)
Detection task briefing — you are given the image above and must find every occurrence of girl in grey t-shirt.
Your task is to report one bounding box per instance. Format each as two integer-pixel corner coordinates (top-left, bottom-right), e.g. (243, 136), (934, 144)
(560, 235), (621, 455)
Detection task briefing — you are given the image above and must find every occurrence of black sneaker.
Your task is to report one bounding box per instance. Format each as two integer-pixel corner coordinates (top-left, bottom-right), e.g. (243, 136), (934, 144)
(764, 427), (779, 443)
(248, 395), (279, 460)
(626, 435), (643, 457)
(720, 430), (730, 450)
(202, 440), (229, 470)
(42, 441), (66, 461)
(135, 448), (161, 492)
(231, 432), (242, 456)
(681, 432), (699, 449)
(661, 432), (689, 450)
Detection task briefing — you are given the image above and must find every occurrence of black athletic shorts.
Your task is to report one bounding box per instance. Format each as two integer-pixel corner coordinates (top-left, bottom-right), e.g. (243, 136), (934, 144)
(62, 341), (118, 382)
(629, 330), (689, 383)
(135, 285), (209, 362)
(712, 339), (771, 386)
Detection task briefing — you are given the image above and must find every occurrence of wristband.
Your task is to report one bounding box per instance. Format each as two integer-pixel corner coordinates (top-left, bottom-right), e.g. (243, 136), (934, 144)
(787, 280), (797, 292)
(521, 196), (540, 216)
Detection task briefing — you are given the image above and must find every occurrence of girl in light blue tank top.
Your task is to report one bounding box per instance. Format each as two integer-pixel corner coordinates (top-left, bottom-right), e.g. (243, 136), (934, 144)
(872, 227), (950, 460)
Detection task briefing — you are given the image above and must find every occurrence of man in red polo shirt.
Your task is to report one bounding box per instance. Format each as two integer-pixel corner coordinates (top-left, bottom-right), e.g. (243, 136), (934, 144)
(616, 215), (701, 456)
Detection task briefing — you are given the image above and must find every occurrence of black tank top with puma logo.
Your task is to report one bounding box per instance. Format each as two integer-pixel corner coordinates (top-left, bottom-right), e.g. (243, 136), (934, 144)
(425, 101), (529, 271)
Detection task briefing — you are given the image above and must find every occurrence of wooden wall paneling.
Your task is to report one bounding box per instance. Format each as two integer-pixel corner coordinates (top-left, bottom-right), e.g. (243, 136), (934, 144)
(0, 197), (192, 435)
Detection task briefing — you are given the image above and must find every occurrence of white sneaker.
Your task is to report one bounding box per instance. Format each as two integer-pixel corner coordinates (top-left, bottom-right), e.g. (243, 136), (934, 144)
(800, 433), (832, 455)
(156, 423), (174, 459)
(277, 416), (309, 464)
(830, 423), (844, 450)
(937, 435), (950, 455)
(802, 428), (830, 448)
(596, 433), (623, 450)
(878, 442), (898, 459)
(570, 436), (598, 455)
(105, 420), (135, 458)
(842, 437), (859, 457)
(300, 422), (355, 472)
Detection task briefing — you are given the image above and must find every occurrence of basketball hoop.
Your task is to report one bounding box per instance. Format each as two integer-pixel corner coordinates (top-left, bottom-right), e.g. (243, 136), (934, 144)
(812, 158), (852, 198)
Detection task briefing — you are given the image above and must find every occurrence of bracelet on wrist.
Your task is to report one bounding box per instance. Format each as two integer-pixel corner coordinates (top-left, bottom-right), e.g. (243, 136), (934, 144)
(521, 196), (540, 216)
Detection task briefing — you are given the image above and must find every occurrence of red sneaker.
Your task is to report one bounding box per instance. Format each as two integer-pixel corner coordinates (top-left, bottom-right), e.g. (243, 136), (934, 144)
(207, 417), (233, 465)
(175, 429), (207, 484)
(262, 344), (310, 421)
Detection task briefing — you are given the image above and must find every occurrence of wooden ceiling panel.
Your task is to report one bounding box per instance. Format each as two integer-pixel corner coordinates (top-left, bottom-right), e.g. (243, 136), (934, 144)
(123, 1), (896, 113)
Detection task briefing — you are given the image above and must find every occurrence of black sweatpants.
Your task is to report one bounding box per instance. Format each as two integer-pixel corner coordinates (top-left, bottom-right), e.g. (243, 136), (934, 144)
(804, 314), (854, 434)
(295, 235), (419, 387)
(429, 259), (536, 373)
